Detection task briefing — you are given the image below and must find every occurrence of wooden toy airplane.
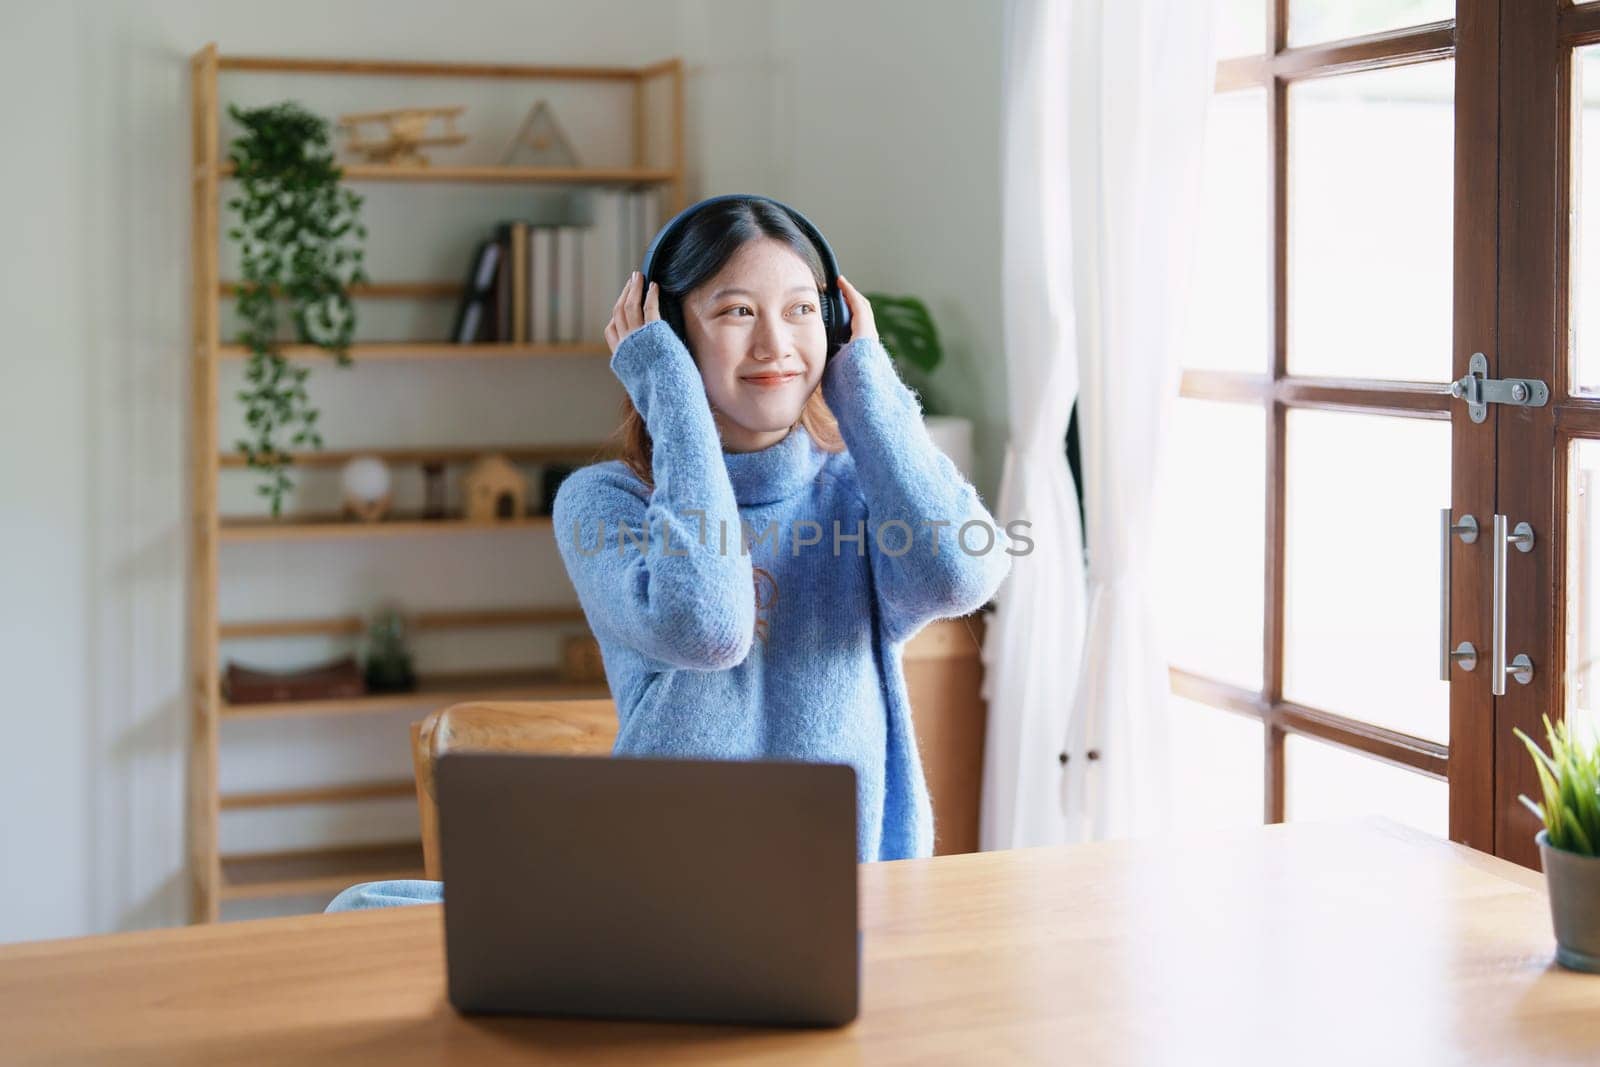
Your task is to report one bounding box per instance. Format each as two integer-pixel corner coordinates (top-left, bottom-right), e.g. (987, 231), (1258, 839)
(337, 106), (467, 166)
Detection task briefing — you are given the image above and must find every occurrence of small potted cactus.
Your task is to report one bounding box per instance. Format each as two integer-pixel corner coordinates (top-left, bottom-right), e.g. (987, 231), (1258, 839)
(1516, 713), (1600, 973)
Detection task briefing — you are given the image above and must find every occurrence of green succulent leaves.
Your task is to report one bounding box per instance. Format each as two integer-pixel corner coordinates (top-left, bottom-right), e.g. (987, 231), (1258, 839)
(1515, 713), (1600, 856)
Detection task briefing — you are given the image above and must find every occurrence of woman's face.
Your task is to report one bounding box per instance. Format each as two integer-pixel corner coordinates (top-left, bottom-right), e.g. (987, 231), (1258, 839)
(681, 237), (827, 453)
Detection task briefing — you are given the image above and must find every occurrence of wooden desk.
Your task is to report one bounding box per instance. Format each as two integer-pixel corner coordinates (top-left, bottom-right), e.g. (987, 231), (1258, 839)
(4, 818), (1597, 1065)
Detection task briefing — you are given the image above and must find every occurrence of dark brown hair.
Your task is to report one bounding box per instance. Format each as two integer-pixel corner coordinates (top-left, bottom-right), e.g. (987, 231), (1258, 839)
(611, 197), (845, 490)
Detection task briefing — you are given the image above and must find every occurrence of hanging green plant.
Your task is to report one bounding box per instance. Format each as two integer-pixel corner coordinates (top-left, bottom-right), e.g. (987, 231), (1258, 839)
(225, 100), (370, 516)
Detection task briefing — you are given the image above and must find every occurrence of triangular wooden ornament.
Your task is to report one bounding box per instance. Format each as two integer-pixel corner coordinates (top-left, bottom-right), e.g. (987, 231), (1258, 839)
(500, 100), (582, 167)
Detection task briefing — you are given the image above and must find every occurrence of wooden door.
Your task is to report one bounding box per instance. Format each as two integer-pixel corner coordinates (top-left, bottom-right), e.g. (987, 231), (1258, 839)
(1162, 1), (1510, 851)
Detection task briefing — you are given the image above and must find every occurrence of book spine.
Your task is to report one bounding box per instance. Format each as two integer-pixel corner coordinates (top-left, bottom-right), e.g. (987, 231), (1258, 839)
(511, 222), (529, 343)
(483, 266), (499, 342)
(633, 190), (646, 264)
(544, 225), (558, 345)
(452, 239), (502, 344)
(642, 187), (660, 256)
(449, 240), (482, 344)
(570, 227), (583, 344)
(556, 225), (578, 343)
(493, 226), (510, 342)
(582, 191), (613, 344)
(620, 191), (632, 289)
(531, 226), (555, 345)
(528, 225), (539, 345)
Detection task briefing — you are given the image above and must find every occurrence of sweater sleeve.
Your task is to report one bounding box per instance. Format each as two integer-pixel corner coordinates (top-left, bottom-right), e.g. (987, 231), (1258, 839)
(821, 335), (1013, 645)
(552, 320), (755, 672)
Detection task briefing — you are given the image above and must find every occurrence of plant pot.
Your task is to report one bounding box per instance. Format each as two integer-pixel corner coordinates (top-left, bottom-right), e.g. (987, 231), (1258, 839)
(923, 415), (975, 485)
(1537, 828), (1600, 973)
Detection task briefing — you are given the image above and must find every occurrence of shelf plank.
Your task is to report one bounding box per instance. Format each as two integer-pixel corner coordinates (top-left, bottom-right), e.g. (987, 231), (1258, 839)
(219, 840), (425, 901)
(219, 606), (588, 640)
(217, 162), (677, 186)
(220, 780), (417, 810)
(217, 341), (610, 361)
(220, 668), (609, 719)
(219, 513), (554, 542)
(216, 54), (653, 81)
(219, 442), (616, 469)
(220, 280), (464, 300)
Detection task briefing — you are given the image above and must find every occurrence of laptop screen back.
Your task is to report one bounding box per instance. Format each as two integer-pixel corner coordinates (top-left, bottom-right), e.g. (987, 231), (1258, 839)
(436, 752), (859, 1027)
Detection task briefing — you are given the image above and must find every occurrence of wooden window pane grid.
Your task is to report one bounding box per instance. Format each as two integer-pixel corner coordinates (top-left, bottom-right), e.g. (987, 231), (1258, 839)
(1559, 30), (1600, 831)
(1287, 1), (1454, 51)
(1282, 410), (1452, 743)
(1170, 0), (1457, 826)
(1287, 61), (1455, 381)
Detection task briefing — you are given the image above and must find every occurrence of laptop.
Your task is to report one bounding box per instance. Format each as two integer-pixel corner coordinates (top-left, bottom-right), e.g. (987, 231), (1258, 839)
(435, 751), (861, 1027)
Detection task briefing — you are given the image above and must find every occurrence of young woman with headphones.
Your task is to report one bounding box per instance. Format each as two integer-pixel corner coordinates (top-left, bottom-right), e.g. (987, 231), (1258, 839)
(326, 194), (1012, 911)
(556, 194), (1013, 864)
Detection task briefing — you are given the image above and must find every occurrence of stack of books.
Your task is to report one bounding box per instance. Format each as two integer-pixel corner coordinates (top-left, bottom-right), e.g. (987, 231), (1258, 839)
(451, 188), (662, 345)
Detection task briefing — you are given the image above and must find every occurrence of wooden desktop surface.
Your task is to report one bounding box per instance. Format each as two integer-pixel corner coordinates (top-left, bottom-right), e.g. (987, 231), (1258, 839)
(3, 817), (1597, 1065)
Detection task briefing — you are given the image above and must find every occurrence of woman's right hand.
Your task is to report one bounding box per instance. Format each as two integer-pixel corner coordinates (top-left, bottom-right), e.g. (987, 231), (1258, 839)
(605, 270), (661, 356)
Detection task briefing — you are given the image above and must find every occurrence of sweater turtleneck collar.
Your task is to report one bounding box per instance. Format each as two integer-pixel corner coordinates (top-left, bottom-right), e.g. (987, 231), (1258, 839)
(722, 423), (828, 507)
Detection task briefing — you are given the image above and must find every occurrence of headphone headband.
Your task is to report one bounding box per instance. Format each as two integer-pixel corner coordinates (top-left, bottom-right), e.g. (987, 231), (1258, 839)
(639, 193), (851, 358)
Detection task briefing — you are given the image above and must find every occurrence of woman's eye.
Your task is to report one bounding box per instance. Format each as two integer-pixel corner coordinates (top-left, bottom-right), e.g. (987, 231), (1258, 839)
(722, 303), (815, 317)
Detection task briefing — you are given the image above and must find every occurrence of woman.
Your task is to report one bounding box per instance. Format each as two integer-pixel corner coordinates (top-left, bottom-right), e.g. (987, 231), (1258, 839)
(327, 196), (1012, 911)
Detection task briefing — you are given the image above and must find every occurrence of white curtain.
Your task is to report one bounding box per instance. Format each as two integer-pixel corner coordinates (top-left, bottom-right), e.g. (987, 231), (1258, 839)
(983, 0), (1218, 847)
(980, 0), (1086, 851)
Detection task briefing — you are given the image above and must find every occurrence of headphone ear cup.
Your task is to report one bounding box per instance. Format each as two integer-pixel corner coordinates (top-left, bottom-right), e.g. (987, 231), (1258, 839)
(829, 290), (851, 355)
(819, 290), (837, 359)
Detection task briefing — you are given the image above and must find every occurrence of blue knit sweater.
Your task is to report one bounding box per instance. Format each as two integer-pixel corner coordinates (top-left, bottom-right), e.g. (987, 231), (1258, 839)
(552, 319), (1013, 861)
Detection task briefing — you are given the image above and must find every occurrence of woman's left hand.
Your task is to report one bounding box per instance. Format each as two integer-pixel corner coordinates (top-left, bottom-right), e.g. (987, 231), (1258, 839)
(837, 275), (878, 342)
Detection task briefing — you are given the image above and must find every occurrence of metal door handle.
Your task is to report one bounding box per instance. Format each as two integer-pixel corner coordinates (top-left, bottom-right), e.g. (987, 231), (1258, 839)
(1491, 513), (1536, 695)
(1440, 509), (1479, 679)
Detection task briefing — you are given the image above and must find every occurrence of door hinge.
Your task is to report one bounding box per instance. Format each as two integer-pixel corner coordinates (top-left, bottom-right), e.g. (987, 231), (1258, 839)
(1450, 352), (1549, 423)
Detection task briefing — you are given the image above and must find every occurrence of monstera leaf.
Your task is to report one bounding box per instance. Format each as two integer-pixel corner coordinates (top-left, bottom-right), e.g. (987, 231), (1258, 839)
(863, 292), (946, 416)
(864, 293), (943, 374)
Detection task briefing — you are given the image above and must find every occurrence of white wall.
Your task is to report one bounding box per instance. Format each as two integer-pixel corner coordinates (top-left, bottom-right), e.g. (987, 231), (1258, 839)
(0, 0), (1007, 942)
(765, 0), (1010, 500)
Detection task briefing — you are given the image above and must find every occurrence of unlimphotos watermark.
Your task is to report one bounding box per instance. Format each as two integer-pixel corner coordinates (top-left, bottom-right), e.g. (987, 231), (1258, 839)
(566, 508), (1035, 559)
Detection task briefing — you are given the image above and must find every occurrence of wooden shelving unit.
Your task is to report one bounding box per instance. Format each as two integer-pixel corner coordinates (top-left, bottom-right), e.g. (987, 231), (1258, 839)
(217, 605), (588, 639)
(220, 668), (609, 720)
(217, 443), (619, 470)
(220, 779), (418, 810)
(188, 44), (684, 920)
(219, 840), (428, 902)
(217, 161), (678, 185)
(218, 513), (557, 543)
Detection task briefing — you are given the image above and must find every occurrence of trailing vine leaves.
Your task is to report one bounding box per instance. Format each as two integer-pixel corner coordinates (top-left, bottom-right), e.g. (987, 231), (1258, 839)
(225, 101), (370, 516)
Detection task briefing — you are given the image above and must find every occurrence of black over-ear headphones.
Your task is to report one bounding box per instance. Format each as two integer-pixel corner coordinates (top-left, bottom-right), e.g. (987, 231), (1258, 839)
(639, 193), (852, 360)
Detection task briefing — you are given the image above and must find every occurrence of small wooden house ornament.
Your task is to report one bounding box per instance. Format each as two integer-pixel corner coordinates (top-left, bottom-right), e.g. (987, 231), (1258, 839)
(499, 100), (582, 167)
(463, 453), (527, 521)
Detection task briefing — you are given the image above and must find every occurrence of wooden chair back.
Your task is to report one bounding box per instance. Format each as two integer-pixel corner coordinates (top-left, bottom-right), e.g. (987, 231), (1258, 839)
(410, 698), (617, 879)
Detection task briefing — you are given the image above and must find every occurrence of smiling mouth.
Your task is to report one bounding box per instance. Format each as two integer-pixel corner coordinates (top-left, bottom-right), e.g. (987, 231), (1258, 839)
(743, 373), (801, 385)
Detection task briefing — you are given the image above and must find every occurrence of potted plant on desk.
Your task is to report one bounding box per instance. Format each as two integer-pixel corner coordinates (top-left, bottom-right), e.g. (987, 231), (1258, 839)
(1516, 713), (1600, 973)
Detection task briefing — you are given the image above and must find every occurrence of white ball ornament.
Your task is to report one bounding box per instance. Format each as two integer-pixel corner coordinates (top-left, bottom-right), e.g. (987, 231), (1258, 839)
(341, 455), (392, 522)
